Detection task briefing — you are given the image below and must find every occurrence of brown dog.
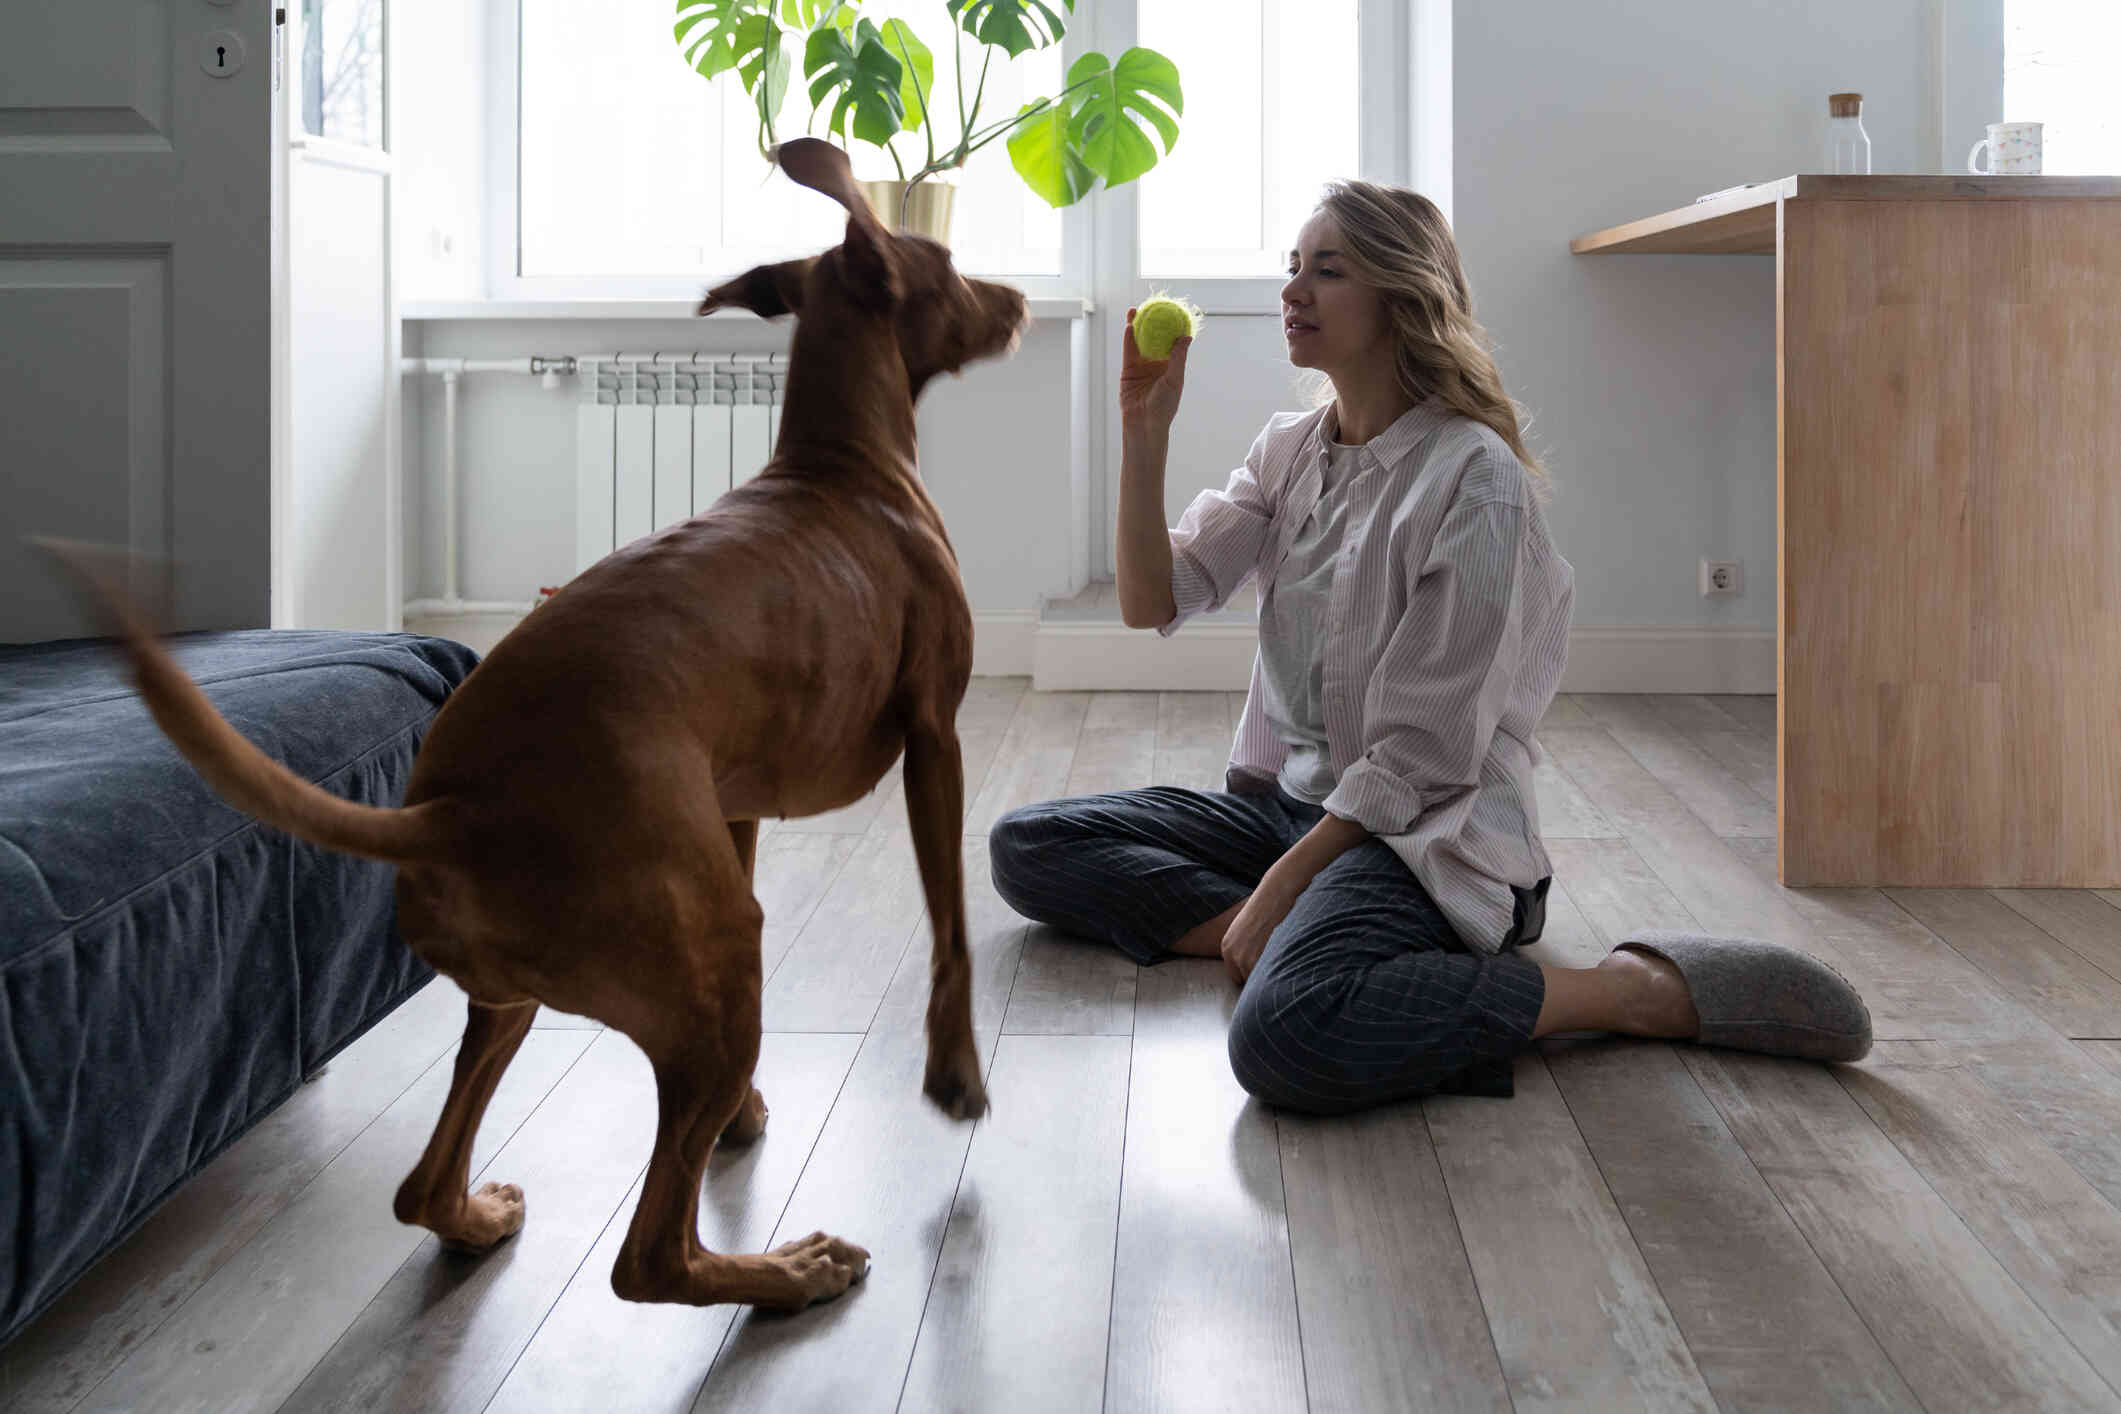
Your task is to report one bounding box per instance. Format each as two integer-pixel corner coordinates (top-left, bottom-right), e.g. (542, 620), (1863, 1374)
(37, 136), (1029, 1312)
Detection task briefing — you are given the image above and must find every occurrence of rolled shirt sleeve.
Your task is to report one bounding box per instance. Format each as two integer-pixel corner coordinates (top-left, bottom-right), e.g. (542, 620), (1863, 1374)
(1322, 491), (1527, 835)
(1157, 421), (1280, 637)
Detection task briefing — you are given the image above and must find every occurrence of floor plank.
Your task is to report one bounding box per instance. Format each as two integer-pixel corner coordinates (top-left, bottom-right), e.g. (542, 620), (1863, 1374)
(1575, 695), (1775, 838)
(1838, 1051), (2121, 1394)
(1001, 925), (1138, 1036)
(1681, 1048), (2118, 1411)
(1532, 749), (1619, 839)
(1884, 886), (2121, 1039)
(1063, 691), (1159, 798)
(1990, 888), (2121, 991)
(897, 1033), (1132, 1414)
(1425, 1053), (1715, 1412)
(1104, 961), (1306, 1414)
(1702, 693), (1776, 738)
(73, 1030), (592, 1414)
(965, 691), (1092, 834)
(761, 829), (927, 1032)
(1278, 1106), (1511, 1414)
(484, 1032), (864, 1414)
(1541, 836), (1698, 950)
(1152, 692), (1233, 794)
(0, 978), (465, 1414)
(1537, 695), (1597, 731)
(1546, 1040), (1920, 1410)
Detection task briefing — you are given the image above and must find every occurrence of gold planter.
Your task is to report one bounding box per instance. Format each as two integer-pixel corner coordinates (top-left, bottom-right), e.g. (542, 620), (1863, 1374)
(853, 176), (957, 243)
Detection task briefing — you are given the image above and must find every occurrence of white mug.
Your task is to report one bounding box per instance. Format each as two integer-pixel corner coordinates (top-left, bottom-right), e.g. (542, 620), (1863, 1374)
(1968, 121), (2043, 175)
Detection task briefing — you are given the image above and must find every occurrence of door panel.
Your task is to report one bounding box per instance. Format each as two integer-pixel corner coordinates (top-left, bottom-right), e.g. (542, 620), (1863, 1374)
(0, 0), (276, 642)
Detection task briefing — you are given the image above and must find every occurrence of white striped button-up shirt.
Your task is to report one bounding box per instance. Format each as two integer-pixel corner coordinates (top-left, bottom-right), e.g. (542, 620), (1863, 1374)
(1158, 397), (1575, 954)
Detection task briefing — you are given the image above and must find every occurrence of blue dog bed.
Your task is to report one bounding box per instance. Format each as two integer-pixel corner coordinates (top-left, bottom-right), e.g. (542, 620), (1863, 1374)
(0, 629), (479, 1347)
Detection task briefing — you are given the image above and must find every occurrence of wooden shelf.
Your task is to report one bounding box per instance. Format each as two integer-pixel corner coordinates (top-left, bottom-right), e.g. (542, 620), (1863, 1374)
(1571, 174), (2121, 255)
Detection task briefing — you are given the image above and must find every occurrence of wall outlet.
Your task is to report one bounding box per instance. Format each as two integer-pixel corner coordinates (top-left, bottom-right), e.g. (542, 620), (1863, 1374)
(1700, 558), (1743, 596)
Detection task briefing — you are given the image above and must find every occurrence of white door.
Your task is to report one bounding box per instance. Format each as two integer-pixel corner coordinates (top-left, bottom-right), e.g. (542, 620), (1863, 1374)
(0, 1), (281, 642)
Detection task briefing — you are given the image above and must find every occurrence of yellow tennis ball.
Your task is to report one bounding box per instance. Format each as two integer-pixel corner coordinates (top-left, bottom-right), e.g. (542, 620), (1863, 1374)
(1132, 295), (1202, 361)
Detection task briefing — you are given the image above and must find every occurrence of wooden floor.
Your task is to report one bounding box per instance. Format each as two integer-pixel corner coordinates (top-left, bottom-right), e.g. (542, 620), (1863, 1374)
(8, 684), (2121, 1413)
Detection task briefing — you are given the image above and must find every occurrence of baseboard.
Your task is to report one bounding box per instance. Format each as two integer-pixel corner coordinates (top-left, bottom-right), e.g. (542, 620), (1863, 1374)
(1031, 620), (1258, 690)
(1022, 621), (1777, 694)
(1561, 626), (1776, 694)
(406, 610), (1776, 696)
(971, 611), (1037, 676)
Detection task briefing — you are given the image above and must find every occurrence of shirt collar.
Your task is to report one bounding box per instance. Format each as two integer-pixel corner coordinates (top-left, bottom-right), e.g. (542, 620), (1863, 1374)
(1316, 395), (1455, 472)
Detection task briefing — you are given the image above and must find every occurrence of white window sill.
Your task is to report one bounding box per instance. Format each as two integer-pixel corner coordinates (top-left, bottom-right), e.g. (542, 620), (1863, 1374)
(399, 297), (1094, 321)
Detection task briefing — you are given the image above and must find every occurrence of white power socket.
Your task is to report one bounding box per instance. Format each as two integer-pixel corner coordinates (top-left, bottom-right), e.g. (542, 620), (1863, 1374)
(1700, 558), (1743, 596)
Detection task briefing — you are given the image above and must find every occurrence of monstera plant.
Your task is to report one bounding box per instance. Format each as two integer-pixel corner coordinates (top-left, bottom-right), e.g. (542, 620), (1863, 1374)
(673, 0), (1184, 210)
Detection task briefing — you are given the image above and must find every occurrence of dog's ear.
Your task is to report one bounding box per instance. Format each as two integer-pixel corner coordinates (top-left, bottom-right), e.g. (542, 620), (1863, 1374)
(773, 137), (900, 308)
(774, 138), (874, 223)
(836, 211), (902, 307)
(697, 258), (814, 319)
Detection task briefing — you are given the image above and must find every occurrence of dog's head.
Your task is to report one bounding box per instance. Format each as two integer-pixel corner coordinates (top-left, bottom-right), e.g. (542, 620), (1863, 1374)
(697, 138), (1030, 398)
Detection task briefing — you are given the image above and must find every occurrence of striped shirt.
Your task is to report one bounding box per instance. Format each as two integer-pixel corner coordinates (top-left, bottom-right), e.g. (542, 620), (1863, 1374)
(1158, 397), (1575, 954)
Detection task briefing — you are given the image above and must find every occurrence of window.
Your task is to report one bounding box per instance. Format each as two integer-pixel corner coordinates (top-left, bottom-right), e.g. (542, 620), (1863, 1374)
(2005, 0), (2121, 175)
(518, 0), (1061, 280)
(301, 0), (385, 148)
(1136, 0), (1360, 279)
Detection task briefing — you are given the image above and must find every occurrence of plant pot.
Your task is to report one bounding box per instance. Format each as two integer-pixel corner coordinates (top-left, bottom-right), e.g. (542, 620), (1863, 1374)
(853, 175), (957, 243)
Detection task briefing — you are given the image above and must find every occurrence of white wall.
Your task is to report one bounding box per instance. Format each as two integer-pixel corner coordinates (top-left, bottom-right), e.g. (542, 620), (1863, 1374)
(1454, 0), (2002, 635)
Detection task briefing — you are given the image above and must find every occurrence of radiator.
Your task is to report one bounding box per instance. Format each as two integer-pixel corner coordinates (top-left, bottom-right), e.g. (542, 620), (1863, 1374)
(573, 355), (786, 574)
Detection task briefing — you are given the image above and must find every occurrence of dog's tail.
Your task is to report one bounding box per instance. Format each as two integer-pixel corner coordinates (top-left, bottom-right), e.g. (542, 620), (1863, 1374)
(32, 537), (451, 865)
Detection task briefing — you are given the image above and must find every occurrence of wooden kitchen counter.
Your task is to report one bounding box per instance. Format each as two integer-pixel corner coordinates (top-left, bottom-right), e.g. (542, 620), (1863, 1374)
(1575, 175), (2121, 886)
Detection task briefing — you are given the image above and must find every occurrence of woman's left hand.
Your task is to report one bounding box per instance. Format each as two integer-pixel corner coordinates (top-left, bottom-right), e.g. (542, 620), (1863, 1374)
(1221, 877), (1302, 987)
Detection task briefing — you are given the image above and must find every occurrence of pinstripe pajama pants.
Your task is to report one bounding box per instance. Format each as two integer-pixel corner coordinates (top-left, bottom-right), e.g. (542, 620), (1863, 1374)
(988, 785), (1551, 1111)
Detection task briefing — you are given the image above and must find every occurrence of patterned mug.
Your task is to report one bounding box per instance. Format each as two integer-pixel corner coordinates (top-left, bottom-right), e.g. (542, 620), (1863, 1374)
(1967, 121), (2043, 175)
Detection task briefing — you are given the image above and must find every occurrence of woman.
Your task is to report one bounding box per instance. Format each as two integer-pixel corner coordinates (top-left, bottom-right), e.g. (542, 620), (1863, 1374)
(989, 180), (1869, 1113)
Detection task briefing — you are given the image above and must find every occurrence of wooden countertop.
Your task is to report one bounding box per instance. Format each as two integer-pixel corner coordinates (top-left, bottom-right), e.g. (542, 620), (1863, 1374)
(1571, 173), (2121, 255)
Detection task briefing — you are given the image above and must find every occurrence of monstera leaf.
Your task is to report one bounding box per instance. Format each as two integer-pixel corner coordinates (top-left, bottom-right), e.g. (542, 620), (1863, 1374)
(876, 20), (935, 134)
(803, 18), (906, 146)
(734, 15), (794, 126)
(1005, 99), (1094, 207)
(946, 0), (1071, 59)
(673, 0), (752, 80)
(1063, 49), (1181, 187)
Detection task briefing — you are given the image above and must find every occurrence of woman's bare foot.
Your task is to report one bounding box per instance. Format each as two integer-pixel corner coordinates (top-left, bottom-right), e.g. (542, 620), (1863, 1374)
(1605, 945), (1701, 1039)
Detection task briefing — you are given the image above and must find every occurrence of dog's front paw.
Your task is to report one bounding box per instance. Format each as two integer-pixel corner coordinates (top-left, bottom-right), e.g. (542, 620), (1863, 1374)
(922, 1044), (988, 1121)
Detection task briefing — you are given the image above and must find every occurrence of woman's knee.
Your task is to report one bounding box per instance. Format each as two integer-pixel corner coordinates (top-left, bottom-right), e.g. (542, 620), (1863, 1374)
(1226, 984), (1355, 1116)
(987, 801), (1076, 907)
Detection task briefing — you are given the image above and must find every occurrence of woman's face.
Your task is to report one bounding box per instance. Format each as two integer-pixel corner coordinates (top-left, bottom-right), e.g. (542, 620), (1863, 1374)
(1281, 210), (1392, 378)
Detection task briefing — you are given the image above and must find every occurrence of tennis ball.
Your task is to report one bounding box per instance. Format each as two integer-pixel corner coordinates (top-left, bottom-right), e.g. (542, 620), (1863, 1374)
(1132, 294), (1203, 362)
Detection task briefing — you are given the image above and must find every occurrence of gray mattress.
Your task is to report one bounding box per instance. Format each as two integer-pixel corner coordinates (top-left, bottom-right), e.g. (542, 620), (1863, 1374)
(0, 629), (480, 1347)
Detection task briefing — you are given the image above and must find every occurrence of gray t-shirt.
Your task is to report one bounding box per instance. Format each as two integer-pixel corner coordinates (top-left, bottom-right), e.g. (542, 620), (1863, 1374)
(1258, 438), (1364, 803)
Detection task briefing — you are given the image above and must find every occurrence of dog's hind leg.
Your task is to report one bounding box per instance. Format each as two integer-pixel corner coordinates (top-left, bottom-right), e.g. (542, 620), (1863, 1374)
(901, 722), (988, 1120)
(392, 996), (539, 1250)
(716, 815), (769, 1147)
(608, 990), (865, 1309)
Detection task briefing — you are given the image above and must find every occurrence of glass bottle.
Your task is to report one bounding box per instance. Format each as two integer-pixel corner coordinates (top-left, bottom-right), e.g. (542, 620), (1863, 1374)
(1826, 93), (1872, 174)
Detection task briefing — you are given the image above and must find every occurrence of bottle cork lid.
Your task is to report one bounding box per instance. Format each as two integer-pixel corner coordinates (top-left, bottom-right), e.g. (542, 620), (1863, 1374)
(1829, 92), (1863, 117)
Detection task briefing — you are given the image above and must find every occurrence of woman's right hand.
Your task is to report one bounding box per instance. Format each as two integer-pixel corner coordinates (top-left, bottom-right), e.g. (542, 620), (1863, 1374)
(1118, 306), (1192, 435)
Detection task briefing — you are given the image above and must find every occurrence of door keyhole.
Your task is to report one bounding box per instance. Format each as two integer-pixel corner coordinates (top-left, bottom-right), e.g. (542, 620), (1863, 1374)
(216, 46), (227, 68)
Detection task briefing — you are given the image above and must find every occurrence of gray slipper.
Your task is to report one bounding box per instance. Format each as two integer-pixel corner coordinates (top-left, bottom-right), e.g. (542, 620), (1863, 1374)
(1615, 930), (1872, 1063)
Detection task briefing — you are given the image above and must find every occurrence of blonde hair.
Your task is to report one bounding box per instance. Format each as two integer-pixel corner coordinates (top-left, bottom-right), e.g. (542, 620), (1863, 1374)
(1297, 180), (1550, 495)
